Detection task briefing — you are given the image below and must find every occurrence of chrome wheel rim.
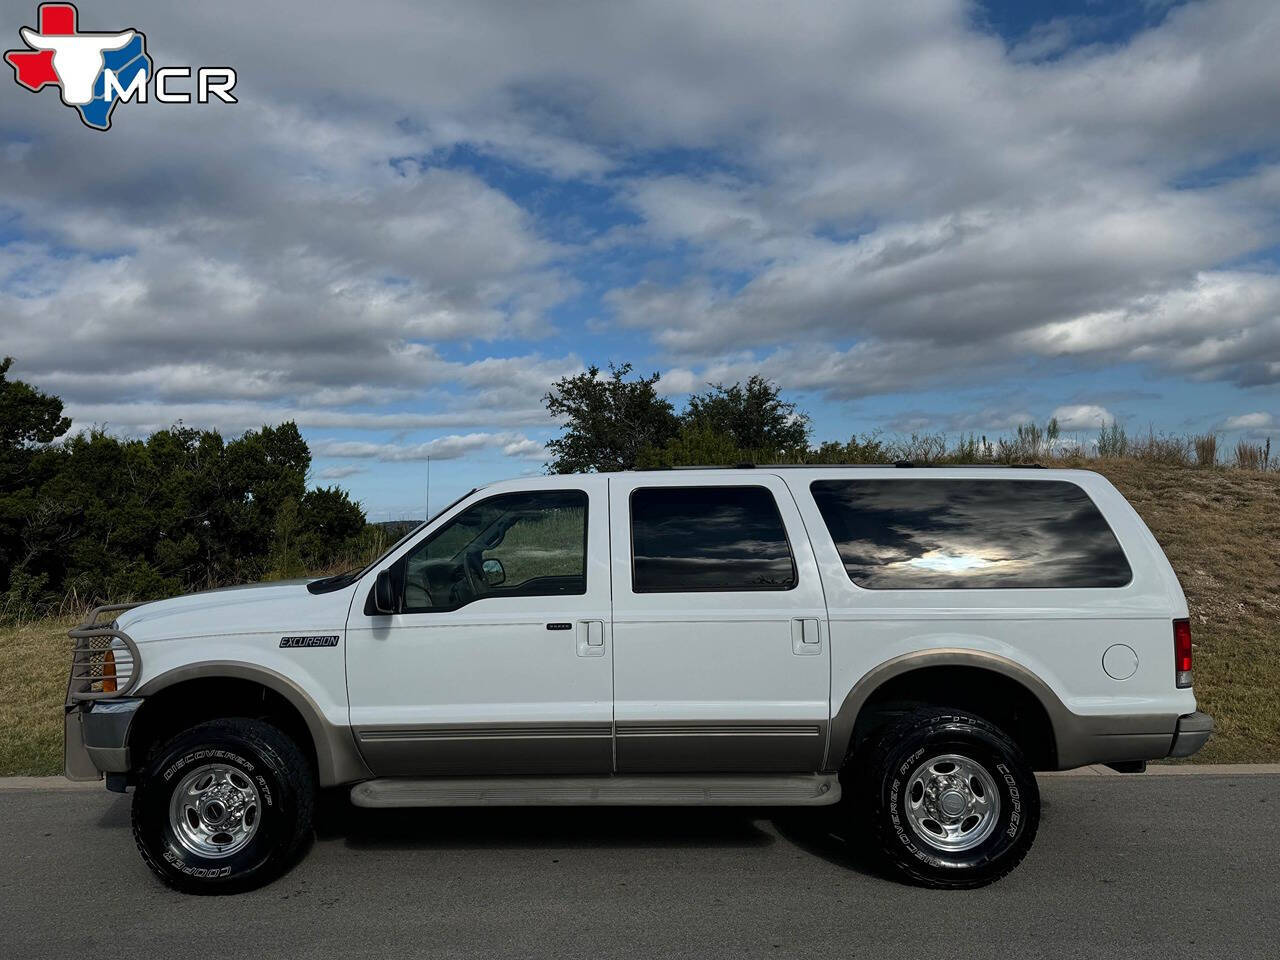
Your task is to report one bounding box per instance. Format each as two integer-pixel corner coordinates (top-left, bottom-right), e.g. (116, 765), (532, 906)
(903, 753), (1001, 852)
(168, 763), (261, 858)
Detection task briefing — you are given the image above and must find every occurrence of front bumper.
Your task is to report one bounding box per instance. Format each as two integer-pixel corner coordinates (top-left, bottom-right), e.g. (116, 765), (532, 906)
(64, 698), (143, 781)
(1168, 710), (1214, 758)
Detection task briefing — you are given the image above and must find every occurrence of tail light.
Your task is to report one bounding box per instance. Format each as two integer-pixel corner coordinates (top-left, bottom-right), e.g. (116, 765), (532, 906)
(1173, 619), (1193, 688)
(101, 649), (117, 694)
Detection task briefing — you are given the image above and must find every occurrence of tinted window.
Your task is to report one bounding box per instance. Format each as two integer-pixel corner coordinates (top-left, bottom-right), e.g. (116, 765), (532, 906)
(631, 486), (796, 592)
(809, 479), (1131, 589)
(400, 490), (587, 611)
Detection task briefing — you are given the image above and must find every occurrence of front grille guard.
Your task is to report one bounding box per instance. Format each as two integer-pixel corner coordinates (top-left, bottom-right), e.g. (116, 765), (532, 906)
(67, 603), (142, 702)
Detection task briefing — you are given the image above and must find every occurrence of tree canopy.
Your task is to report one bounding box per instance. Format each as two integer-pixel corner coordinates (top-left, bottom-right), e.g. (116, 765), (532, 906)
(544, 365), (813, 471)
(0, 357), (70, 451)
(543, 363), (680, 473)
(683, 375), (810, 452)
(0, 359), (369, 619)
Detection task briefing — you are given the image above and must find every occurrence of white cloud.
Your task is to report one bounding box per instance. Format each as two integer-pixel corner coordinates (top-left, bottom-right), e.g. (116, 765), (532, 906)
(882, 407), (1038, 434)
(1222, 412), (1274, 430)
(1051, 404), (1116, 431)
(318, 465), (365, 480)
(315, 432), (542, 462)
(501, 437), (547, 459)
(58, 395), (553, 437)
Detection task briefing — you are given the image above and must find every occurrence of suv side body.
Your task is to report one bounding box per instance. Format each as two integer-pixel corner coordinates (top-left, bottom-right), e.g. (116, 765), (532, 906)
(64, 466), (1212, 892)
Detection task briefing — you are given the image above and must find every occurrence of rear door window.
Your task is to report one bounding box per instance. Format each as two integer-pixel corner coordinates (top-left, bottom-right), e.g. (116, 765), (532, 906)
(809, 479), (1132, 589)
(630, 485), (797, 592)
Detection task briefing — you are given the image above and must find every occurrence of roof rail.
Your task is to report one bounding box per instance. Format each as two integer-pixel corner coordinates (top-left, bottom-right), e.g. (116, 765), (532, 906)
(655, 461), (1048, 470)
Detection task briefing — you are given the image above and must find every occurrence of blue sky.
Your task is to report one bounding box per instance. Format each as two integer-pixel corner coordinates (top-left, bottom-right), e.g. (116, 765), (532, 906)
(2, 0), (1279, 519)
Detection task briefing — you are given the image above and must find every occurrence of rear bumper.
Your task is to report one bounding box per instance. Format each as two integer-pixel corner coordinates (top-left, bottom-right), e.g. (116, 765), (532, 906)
(1168, 710), (1214, 759)
(63, 698), (143, 781)
(1053, 707), (1213, 769)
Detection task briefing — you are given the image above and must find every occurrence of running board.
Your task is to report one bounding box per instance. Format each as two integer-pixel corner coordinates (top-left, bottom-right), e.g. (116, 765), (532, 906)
(350, 774), (841, 808)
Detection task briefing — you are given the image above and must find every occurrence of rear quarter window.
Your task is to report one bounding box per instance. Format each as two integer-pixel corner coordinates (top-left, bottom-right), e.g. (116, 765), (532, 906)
(809, 478), (1132, 589)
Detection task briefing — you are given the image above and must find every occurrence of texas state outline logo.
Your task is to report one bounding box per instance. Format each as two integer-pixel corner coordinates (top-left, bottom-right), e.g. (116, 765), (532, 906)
(5, 3), (237, 131)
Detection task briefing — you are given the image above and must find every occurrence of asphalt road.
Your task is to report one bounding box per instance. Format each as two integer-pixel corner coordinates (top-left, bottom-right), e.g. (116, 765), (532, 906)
(2, 774), (1277, 959)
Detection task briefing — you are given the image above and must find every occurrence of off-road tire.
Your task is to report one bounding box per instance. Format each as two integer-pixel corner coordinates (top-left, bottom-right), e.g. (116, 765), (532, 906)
(853, 708), (1040, 889)
(131, 717), (315, 894)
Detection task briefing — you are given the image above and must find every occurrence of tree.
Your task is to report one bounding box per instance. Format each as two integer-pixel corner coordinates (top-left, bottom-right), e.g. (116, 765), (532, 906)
(636, 422), (753, 469)
(805, 434), (889, 464)
(543, 363), (680, 473)
(682, 375), (810, 454)
(0, 357), (70, 452)
(0, 361), (375, 618)
(296, 486), (367, 570)
(0, 358), (72, 602)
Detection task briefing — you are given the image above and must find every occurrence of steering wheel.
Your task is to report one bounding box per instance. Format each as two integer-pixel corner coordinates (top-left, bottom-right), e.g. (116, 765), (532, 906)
(459, 549), (486, 599)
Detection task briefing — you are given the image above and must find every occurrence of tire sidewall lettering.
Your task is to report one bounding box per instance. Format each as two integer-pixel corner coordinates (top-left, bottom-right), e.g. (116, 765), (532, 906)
(144, 734), (289, 886)
(996, 762), (1023, 838)
(162, 748), (256, 783)
(888, 725), (1031, 871)
(254, 772), (274, 808)
(161, 846), (233, 879)
(134, 720), (314, 893)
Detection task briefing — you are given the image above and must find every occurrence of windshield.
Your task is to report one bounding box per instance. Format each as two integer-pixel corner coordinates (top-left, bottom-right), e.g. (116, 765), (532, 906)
(306, 488), (478, 595)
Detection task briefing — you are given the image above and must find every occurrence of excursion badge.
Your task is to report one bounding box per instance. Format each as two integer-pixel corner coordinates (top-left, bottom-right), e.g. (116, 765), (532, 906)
(279, 635), (340, 648)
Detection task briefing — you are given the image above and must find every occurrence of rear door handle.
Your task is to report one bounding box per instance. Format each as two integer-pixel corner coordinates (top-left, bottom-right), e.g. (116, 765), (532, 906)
(577, 620), (606, 657)
(791, 618), (821, 656)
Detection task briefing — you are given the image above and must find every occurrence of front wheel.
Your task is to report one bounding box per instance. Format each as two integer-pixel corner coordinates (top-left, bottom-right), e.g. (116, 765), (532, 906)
(131, 717), (316, 894)
(853, 709), (1040, 889)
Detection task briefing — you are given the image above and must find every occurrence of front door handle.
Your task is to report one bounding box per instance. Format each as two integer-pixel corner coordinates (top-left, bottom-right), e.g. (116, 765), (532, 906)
(577, 620), (606, 657)
(792, 618), (821, 656)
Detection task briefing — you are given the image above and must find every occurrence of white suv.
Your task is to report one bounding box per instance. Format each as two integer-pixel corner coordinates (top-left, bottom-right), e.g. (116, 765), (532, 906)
(65, 466), (1212, 892)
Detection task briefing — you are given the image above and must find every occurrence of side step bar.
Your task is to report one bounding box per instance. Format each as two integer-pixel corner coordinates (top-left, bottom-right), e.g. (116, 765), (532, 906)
(350, 774), (841, 808)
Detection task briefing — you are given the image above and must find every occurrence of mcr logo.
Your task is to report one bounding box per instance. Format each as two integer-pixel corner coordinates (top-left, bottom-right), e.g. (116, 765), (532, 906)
(5, 3), (237, 131)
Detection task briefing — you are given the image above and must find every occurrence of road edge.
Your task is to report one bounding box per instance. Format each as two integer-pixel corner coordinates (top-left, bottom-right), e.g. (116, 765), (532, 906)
(3, 763), (1279, 791)
(1041, 762), (1280, 777)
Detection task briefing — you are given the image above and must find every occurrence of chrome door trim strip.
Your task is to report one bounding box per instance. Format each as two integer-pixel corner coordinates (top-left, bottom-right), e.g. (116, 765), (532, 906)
(616, 722), (823, 737)
(357, 723), (612, 743)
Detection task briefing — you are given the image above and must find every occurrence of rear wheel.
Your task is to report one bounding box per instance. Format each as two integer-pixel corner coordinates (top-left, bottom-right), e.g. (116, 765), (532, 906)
(131, 717), (315, 894)
(852, 708), (1040, 889)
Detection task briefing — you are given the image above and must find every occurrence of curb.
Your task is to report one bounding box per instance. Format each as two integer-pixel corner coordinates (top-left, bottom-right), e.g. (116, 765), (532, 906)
(0, 777), (105, 791)
(2, 764), (1279, 790)
(1040, 763), (1280, 777)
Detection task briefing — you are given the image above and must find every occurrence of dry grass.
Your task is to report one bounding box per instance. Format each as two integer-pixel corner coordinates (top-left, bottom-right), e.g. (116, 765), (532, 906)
(1234, 439), (1272, 471)
(1192, 433), (1218, 468)
(1084, 460), (1280, 763)
(1, 616), (74, 776)
(2, 461), (1276, 774)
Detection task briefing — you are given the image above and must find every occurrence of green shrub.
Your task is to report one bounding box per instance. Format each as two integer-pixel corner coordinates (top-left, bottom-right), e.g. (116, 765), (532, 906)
(1097, 421), (1129, 459)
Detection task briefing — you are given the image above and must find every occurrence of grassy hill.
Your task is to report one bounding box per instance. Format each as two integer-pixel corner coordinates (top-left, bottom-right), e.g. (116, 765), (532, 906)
(2, 459), (1276, 776)
(1084, 460), (1279, 763)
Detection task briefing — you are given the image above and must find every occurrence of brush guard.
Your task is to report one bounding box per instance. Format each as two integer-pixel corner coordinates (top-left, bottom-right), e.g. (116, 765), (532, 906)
(66, 603), (142, 702)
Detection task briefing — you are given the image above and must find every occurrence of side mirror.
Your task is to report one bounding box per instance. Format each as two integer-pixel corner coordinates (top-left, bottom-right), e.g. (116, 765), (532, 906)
(372, 570), (397, 614)
(481, 558), (506, 587)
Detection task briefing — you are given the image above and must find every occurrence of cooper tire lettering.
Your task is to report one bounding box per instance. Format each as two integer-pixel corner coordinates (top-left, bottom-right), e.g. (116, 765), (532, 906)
(131, 717), (315, 894)
(850, 708), (1041, 889)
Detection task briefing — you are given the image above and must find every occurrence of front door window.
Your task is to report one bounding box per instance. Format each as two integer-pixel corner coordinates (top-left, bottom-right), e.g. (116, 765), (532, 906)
(399, 490), (587, 612)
